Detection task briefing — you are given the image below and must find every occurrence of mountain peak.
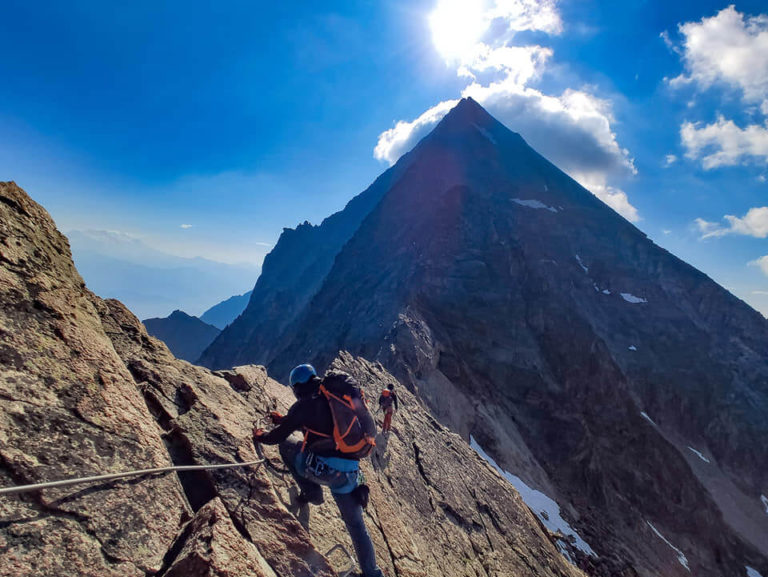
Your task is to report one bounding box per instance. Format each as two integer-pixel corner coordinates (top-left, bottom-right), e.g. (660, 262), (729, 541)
(438, 97), (501, 132)
(423, 97), (527, 155)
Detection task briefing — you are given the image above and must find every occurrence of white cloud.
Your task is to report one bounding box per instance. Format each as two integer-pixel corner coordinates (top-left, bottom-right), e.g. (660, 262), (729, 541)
(695, 217), (723, 238)
(487, 0), (562, 37)
(752, 290), (768, 295)
(670, 7), (768, 169)
(695, 207), (768, 238)
(749, 256), (768, 276)
(665, 154), (677, 166)
(457, 43), (552, 83)
(374, 99), (459, 163)
(725, 207), (768, 237)
(670, 6), (768, 111)
(663, 229), (672, 235)
(376, 0), (638, 219)
(681, 117), (768, 169)
(180, 224), (193, 229)
(660, 30), (677, 53)
(575, 177), (639, 222)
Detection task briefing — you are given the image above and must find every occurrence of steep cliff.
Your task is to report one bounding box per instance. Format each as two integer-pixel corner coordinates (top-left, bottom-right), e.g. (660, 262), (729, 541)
(0, 181), (189, 576)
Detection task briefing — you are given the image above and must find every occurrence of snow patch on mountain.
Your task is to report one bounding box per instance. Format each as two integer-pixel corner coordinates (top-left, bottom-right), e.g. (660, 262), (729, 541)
(641, 412), (657, 426)
(512, 198), (558, 213)
(646, 521), (690, 572)
(473, 123), (497, 144)
(574, 254), (588, 273)
(470, 436), (596, 558)
(621, 292), (647, 303)
(687, 446), (710, 463)
(761, 494), (768, 515)
(602, 289), (611, 295)
(628, 345), (637, 351)
(746, 566), (764, 577)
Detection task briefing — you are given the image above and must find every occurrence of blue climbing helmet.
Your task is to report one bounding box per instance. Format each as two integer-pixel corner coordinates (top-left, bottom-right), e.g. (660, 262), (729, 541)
(289, 364), (317, 387)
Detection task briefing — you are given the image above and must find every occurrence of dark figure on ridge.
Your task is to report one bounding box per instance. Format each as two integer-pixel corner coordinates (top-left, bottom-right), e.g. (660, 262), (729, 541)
(253, 364), (383, 577)
(377, 383), (399, 434)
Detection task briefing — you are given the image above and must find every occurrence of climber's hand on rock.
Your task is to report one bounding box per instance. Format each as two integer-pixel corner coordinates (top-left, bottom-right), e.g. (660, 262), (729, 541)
(269, 411), (284, 424)
(253, 427), (266, 443)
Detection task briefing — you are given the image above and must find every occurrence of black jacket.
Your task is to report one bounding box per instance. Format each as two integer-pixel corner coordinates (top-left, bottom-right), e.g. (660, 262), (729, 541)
(258, 392), (343, 457)
(378, 391), (399, 411)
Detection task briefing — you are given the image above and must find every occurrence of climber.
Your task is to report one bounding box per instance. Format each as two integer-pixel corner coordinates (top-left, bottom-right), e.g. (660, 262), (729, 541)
(377, 383), (399, 434)
(253, 364), (384, 577)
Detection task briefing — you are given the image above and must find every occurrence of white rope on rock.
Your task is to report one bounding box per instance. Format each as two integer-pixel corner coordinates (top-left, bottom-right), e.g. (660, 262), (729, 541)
(0, 459), (265, 496)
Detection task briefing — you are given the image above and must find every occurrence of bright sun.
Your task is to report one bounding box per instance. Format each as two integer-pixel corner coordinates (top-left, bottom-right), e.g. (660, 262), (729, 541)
(429, 0), (487, 62)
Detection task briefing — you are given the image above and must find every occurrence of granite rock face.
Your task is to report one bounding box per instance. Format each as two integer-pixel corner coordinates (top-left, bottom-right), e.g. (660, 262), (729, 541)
(1, 180), (585, 576)
(199, 100), (768, 576)
(162, 498), (278, 577)
(0, 181), (189, 576)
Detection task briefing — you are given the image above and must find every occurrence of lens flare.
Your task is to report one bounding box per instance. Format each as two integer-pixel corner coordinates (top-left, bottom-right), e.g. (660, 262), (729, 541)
(429, 0), (487, 62)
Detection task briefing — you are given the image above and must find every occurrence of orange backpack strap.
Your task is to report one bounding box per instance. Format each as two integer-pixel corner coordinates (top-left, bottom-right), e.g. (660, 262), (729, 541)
(301, 426), (330, 452)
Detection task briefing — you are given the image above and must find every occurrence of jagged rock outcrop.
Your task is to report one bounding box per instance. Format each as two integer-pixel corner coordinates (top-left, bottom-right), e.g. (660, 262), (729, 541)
(198, 134), (423, 370)
(1, 180), (586, 577)
(161, 498), (278, 577)
(196, 99), (768, 577)
(98, 297), (337, 577)
(143, 309), (221, 362)
(0, 181), (189, 576)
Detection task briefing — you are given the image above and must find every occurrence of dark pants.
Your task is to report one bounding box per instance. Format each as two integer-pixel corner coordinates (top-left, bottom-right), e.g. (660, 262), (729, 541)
(279, 441), (384, 577)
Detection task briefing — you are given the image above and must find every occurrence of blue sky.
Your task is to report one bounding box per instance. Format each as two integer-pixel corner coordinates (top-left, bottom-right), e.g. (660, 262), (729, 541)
(1, 0), (767, 315)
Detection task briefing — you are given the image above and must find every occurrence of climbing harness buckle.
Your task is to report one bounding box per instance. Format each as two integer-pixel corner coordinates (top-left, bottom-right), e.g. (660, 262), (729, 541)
(305, 451), (329, 477)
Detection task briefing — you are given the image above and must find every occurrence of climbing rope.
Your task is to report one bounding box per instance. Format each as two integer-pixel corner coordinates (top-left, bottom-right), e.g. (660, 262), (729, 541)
(0, 459), (265, 497)
(253, 417), (291, 477)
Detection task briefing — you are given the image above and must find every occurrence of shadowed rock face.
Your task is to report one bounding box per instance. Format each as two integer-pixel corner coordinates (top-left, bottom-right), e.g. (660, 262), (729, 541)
(194, 100), (768, 576)
(198, 119), (425, 371)
(200, 290), (252, 330)
(143, 309), (220, 362)
(1, 180), (585, 576)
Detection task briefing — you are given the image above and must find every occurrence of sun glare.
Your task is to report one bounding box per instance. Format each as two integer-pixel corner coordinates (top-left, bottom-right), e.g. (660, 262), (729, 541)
(429, 0), (487, 62)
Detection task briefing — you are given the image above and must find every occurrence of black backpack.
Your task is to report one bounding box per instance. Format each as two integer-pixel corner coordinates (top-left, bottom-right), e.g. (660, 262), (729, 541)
(307, 371), (377, 459)
(379, 389), (395, 410)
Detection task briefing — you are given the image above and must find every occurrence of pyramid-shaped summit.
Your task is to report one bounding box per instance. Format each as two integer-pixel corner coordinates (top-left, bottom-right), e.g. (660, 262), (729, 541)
(202, 99), (768, 576)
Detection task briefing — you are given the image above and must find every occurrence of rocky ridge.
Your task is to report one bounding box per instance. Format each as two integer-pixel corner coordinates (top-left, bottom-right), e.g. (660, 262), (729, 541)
(0, 181), (584, 577)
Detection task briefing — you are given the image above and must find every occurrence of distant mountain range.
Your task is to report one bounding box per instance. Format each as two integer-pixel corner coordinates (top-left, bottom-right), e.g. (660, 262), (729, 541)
(143, 310), (220, 362)
(200, 98), (768, 576)
(66, 229), (258, 319)
(200, 290), (252, 329)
